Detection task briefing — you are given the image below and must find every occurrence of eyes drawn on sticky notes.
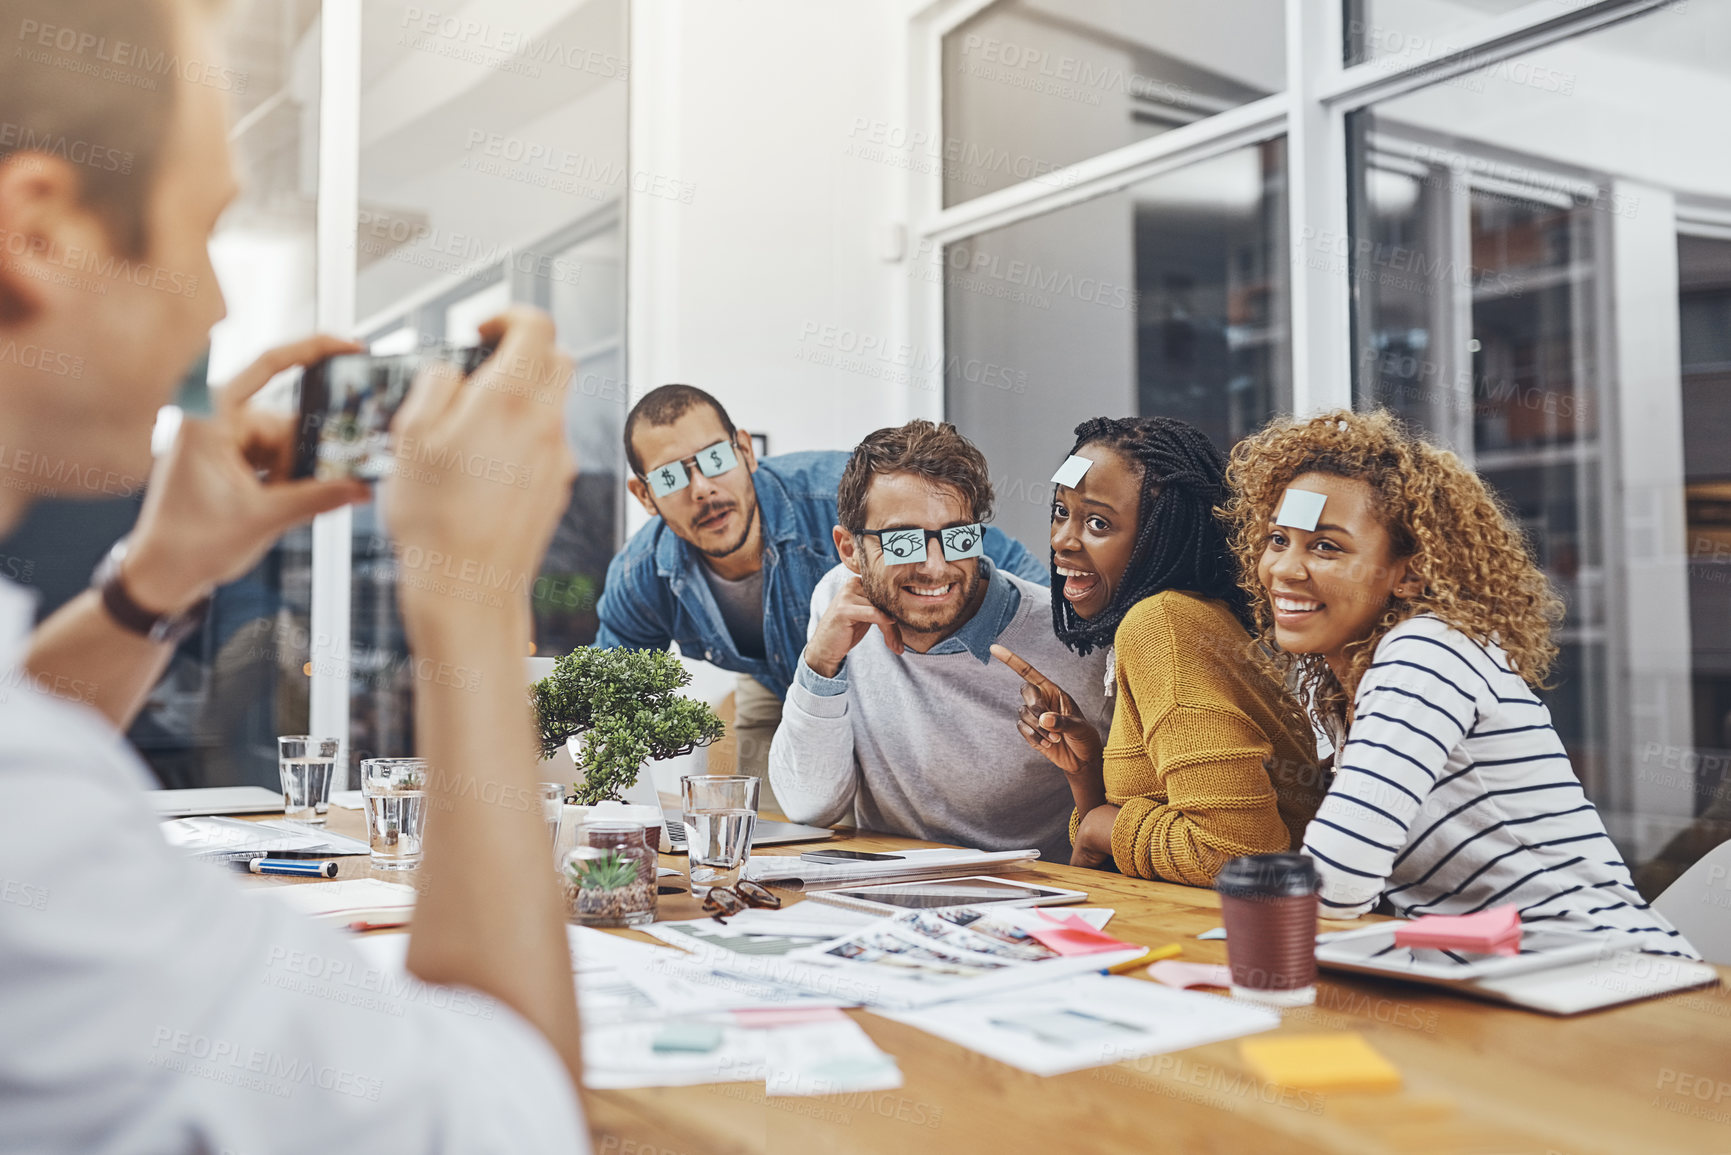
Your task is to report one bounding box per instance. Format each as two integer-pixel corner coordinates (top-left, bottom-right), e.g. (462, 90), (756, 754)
(941, 524), (983, 559)
(878, 528), (928, 563)
(1051, 455), (1092, 489)
(647, 463), (689, 498)
(1275, 488), (1327, 532)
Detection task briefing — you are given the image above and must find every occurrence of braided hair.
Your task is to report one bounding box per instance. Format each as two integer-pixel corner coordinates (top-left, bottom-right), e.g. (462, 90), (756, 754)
(1052, 416), (1250, 655)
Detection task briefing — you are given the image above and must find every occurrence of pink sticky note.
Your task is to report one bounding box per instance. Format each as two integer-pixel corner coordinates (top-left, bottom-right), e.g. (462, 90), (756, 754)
(1393, 905), (1522, 956)
(731, 1007), (849, 1028)
(1027, 912), (1142, 957)
(1148, 960), (1233, 990)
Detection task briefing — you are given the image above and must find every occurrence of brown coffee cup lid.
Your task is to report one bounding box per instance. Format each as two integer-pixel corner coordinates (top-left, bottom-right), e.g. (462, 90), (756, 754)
(1215, 853), (1319, 899)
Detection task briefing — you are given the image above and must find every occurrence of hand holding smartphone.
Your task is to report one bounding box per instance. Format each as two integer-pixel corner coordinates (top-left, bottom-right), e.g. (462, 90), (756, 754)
(293, 342), (494, 481)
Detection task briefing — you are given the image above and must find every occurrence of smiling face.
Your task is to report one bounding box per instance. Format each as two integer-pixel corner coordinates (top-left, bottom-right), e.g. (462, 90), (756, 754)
(1050, 443), (1143, 621)
(842, 470), (987, 644)
(627, 405), (761, 562)
(1255, 471), (1421, 682)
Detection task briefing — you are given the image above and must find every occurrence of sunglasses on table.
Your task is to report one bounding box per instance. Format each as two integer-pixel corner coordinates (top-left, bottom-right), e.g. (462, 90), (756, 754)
(641, 440), (741, 497)
(854, 523), (985, 565)
(701, 879), (783, 923)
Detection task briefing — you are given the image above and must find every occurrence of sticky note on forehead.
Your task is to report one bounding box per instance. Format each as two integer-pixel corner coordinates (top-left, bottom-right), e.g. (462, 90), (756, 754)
(1051, 455), (1092, 488)
(1275, 488), (1327, 531)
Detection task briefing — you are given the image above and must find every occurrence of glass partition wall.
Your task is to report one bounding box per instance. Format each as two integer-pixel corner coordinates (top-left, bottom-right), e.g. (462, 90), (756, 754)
(916, 0), (1731, 887)
(337, 0), (630, 769)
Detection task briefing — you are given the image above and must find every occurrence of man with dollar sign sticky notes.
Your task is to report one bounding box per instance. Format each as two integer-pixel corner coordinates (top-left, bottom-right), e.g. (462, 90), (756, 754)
(598, 386), (1046, 809)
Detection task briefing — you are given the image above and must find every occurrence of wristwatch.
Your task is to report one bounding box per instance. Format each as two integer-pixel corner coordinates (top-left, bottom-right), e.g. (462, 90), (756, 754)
(91, 538), (211, 645)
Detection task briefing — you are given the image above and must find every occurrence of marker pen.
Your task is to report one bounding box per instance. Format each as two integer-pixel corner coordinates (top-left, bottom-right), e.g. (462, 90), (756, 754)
(249, 858), (339, 878)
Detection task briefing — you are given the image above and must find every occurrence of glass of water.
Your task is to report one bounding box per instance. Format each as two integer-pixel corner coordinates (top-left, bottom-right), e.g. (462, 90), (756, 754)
(538, 782), (566, 852)
(277, 736), (338, 825)
(680, 775), (759, 896)
(360, 758), (430, 871)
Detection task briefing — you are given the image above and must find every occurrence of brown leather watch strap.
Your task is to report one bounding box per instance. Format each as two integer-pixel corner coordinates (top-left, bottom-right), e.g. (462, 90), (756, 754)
(92, 540), (211, 644)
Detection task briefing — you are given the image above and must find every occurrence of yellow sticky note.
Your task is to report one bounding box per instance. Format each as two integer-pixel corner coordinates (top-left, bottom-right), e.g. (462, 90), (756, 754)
(1239, 1033), (1402, 1094)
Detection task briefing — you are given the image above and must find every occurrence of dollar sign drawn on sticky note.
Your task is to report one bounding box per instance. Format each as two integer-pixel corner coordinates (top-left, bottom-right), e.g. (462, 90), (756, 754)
(709, 449), (722, 469)
(660, 468), (676, 488)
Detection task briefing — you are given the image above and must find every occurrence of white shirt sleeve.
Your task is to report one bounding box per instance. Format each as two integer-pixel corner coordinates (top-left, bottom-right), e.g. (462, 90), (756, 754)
(1301, 624), (1479, 917)
(0, 701), (585, 1155)
(767, 566), (859, 826)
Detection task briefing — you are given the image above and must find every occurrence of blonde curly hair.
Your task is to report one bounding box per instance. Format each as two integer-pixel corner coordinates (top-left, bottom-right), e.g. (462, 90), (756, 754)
(1220, 410), (1564, 729)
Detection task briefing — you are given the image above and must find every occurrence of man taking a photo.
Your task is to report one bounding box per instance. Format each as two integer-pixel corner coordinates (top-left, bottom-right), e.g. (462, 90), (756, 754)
(0, 0), (587, 1149)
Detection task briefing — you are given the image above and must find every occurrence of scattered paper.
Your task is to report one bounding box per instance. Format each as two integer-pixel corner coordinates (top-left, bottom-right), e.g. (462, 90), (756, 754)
(649, 906), (879, 958)
(745, 847), (1039, 888)
(249, 878), (416, 923)
(1275, 488), (1328, 531)
(1197, 926), (1227, 941)
(880, 974), (1277, 1077)
(161, 816), (370, 858)
(1239, 1032), (1402, 1093)
(765, 1019), (902, 1097)
(1051, 455), (1092, 488)
(778, 906), (1148, 1010)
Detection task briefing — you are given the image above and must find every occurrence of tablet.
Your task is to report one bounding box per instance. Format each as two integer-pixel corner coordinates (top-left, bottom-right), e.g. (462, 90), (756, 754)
(803, 875), (1087, 915)
(1316, 922), (1610, 983)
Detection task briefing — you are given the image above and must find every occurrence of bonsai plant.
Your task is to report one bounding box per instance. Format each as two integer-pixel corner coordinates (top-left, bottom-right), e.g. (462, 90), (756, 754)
(532, 646), (725, 806)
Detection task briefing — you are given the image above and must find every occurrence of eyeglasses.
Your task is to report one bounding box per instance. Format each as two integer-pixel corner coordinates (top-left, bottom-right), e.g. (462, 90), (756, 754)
(854, 523), (984, 565)
(701, 879), (783, 923)
(641, 440), (741, 498)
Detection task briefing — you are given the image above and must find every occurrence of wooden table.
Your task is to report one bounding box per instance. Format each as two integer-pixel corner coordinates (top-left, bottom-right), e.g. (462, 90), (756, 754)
(251, 809), (1731, 1155)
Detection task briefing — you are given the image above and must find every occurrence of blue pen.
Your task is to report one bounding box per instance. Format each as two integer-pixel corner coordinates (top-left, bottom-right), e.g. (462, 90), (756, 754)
(250, 858), (339, 878)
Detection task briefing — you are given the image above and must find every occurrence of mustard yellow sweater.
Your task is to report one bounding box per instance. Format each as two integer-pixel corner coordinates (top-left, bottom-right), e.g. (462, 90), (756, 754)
(1070, 591), (1322, 886)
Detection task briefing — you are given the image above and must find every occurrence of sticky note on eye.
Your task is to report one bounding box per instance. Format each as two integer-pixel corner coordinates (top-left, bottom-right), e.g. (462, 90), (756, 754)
(940, 524), (983, 560)
(877, 528), (928, 563)
(696, 440), (738, 477)
(1051, 455), (1092, 488)
(647, 463), (689, 498)
(1239, 1033), (1402, 1094)
(1275, 488), (1327, 531)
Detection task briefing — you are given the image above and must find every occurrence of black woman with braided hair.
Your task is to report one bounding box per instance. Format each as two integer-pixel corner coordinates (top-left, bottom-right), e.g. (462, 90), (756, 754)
(990, 417), (1323, 883)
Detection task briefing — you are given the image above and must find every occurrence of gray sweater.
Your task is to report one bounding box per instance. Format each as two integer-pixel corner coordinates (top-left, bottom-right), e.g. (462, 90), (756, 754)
(768, 564), (1112, 862)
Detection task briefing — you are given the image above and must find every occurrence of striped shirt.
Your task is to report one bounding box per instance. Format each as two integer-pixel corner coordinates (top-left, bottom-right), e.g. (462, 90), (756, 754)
(1302, 614), (1696, 957)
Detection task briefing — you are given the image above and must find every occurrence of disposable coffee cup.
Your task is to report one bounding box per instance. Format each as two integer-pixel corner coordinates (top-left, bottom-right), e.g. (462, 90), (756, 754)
(1215, 853), (1320, 1007)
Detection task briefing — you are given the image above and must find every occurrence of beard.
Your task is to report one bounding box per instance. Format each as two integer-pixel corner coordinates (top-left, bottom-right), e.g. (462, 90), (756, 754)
(690, 491), (760, 559)
(858, 559), (984, 636)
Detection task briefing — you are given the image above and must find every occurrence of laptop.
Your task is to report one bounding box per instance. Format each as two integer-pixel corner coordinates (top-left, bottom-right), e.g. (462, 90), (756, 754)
(149, 786), (285, 818)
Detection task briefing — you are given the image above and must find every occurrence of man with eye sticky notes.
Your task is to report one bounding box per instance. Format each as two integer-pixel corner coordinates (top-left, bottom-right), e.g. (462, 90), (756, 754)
(768, 421), (1112, 862)
(597, 387), (1044, 808)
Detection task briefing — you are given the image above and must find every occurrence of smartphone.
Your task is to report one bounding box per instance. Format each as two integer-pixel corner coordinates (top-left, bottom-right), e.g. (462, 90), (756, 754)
(799, 849), (905, 863)
(292, 342), (494, 481)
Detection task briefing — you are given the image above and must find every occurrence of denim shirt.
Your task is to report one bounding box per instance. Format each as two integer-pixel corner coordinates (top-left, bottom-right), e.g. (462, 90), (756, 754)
(594, 451), (1047, 699)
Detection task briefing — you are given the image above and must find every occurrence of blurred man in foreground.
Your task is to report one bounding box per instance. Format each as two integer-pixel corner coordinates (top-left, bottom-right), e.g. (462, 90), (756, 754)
(0, 0), (587, 1149)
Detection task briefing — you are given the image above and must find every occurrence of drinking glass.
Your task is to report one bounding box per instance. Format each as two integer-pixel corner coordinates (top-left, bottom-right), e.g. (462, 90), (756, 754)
(360, 758), (430, 871)
(538, 783), (566, 851)
(277, 736), (338, 825)
(680, 775), (759, 895)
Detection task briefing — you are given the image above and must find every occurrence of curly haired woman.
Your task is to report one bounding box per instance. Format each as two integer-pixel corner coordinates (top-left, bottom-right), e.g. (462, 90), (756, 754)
(1224, 410), (1695, 955)
(991, 417), (1322, 884)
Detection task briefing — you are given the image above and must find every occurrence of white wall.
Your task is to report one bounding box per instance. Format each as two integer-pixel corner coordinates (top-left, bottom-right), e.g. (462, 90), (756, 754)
(627, 0), (909, 533)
